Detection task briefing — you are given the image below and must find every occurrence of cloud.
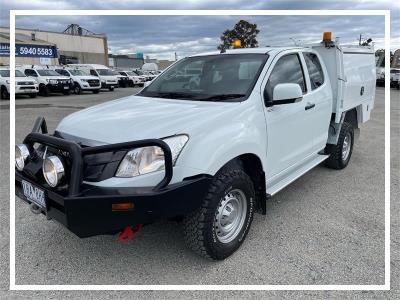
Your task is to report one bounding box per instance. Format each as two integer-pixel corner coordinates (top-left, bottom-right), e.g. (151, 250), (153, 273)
(1, 0), (398, 59)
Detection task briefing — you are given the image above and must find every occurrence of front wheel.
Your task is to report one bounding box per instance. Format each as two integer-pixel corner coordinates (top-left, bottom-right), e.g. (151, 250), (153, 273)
(183, 168), (255, 260)
(73, 83), (81, 95)
(0, 87), (9, 100)
(325, 122), (354, 169)
(109, 86), (114, 91)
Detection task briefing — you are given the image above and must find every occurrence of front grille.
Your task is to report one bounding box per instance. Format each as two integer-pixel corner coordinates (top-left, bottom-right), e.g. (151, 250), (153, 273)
(17, 81), (35, 85)
(87, 79), (100, 87)
(57, 79), (69, 84)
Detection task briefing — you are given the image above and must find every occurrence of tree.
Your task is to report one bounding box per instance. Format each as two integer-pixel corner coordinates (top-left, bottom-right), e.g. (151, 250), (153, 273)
(218, 20), (260, 51)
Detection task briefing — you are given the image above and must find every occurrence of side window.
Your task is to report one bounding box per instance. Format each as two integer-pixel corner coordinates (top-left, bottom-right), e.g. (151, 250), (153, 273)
(90, 69), (97, 76)
(304, 52), (324, 90)
(264, 54), (306, 102)
(61, 70), (69, 76)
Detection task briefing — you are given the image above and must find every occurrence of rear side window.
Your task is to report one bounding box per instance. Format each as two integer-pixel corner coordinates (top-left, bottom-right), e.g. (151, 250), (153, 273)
(304, 53), (324, 90)
(264, 54), (306, 102)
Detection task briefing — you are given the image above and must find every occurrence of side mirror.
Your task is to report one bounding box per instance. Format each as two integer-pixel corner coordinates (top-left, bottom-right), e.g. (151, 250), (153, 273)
(266, 83), (303, 107)
(144, 81), (151, 88)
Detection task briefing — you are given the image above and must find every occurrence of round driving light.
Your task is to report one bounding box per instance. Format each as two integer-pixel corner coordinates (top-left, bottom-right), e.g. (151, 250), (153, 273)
(15, 144), (30, 171)
(42, 156), (65, 187)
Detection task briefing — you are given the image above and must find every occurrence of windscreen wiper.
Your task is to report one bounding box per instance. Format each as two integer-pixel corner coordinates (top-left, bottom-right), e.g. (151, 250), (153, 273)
(201, 94), (246, 101)
(153, 92), (197, 99)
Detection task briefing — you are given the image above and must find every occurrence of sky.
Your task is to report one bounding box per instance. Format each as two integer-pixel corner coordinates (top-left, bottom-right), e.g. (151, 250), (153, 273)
(0, 0), (398, 61)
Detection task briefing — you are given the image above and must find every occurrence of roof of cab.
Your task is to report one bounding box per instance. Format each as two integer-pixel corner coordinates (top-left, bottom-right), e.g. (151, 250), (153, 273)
(190, 47), (307, 57)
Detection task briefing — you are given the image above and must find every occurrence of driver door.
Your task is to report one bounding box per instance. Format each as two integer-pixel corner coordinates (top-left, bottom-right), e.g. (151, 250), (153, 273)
(262, 51), (315, 180)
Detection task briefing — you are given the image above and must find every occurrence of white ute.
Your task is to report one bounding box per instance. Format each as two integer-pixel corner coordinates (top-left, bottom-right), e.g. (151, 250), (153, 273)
(15, 33), (376, 260)
(54, 67), (101, 94)
(19, 65), (72, 96)
(0, 67), (38, 99)
(69, 64), (119, 91)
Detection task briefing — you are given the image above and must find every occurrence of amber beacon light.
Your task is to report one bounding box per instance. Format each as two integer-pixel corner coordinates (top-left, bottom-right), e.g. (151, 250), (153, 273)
(233, 39), (242, 48)
(323, 32), (332, 41)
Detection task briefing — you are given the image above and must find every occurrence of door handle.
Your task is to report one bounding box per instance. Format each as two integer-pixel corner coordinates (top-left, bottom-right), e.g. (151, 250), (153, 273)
(305, 103), (315, 110)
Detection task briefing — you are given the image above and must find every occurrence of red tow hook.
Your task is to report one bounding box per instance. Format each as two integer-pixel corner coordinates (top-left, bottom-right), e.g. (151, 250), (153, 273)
(117, 224), (143, 244)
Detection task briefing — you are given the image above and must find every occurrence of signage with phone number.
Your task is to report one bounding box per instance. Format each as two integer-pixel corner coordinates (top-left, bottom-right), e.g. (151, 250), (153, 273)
(0, 43), (57, 58)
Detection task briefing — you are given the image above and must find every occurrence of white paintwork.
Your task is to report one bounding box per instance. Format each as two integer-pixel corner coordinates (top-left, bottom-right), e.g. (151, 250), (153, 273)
(311, 44), (376, 124)
(272, 83), (302, 101)
(54, 42), (375, 192)
(16, 65), (71, 88)
(52, 67), (101, 91)
(67, 64), (119, 87)
(0, 67), (39, 95)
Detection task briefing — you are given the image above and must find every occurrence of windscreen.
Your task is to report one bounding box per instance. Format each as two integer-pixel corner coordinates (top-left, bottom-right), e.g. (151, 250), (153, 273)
(96, 69), (115, 76)
(139, 54), (268, 102)
(69, 69), (88, 76)
(0, 70), (25, 77)
(37, 70), (60, 76)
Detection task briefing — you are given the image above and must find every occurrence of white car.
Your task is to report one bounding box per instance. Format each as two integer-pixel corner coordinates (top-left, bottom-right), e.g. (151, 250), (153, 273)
(0, 68), (38, 99)
(54, 68), (101, 94)
(20, 66), (72, 96)
(117, 70), (145, 87)
(15, 34), (376, 260)
(390, 68), (400, 89)
(113, 71), (130, 88)
(68, 64), (119, 91)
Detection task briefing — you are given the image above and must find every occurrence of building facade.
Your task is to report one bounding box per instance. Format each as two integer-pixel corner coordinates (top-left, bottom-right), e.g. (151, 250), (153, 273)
(0, 26), (108, 66)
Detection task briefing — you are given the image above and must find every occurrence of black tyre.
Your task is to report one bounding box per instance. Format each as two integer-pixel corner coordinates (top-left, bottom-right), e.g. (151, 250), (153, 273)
(0, 87), (9, 100)
(39, 84), (49, 97)
(109, 86), (114, 91)
(92, 89), (100, 94)
(29, 93), (37, 98)
(183, 167), (255, 260)
(325, 122), (354, 169)
(63, 89), (70, 95)
(73, 83), (81, 95)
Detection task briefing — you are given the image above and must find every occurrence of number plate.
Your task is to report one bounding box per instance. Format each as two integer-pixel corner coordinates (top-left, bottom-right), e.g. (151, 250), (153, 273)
(21, 180), (46, 209)
(63, 86), (69, 89)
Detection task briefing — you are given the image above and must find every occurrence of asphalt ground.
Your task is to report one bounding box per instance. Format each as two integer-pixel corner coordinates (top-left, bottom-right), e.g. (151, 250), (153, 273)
(0, 86), (399, 299)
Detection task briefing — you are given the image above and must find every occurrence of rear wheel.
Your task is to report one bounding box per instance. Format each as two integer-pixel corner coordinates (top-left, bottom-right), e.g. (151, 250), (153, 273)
(183, 167), (255, 260)
(325, 122), (354, 169)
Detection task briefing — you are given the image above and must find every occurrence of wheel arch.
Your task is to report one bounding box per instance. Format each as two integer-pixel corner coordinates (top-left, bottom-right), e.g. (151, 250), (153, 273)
(217, 153), (267, 215)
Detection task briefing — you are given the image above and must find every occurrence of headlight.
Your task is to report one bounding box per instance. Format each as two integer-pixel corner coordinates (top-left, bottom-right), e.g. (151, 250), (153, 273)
(15, 144), (30, 171)
(115, 135), (189, 178)
(49, 79), (58, 84)
(81, 79), (88, 82)
(42, 156), (65, 187)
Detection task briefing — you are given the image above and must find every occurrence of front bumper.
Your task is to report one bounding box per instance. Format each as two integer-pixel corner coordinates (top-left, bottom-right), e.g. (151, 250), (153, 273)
(15, 118), (211, 238)
(101, 82), (119, 89)
(16, 172), (211, 238)
(47, 83), (70, 93)
(16, 85), (38, 94)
